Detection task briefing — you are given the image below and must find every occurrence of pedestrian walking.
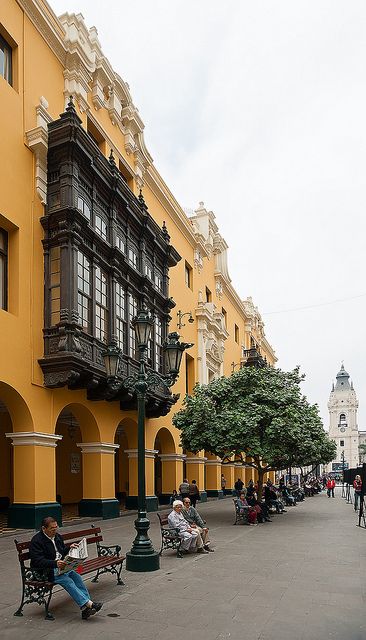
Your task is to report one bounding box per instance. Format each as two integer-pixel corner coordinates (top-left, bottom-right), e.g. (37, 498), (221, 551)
(221, 474), (227, 494)
(188, 479), (200, 507)
(353, 475), (362, 511)
(326, 477), (335, 498)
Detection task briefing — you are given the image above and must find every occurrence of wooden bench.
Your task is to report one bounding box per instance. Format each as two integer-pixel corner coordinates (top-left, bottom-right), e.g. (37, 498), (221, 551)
(157, 511), (183, 558)
(14, 525), (125, 620)
(232, 498), (249, 525)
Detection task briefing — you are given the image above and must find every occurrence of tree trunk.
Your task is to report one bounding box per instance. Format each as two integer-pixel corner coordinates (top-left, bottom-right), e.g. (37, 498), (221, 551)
(257, 466), (265, 501)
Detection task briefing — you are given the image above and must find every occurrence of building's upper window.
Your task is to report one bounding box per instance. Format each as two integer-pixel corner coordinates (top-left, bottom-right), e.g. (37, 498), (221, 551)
(128, 294), (138, 357)
(205, 287), (212, 303)
(77, 251), (91, 331)
(339, 413), (347, 426)
(115, 282), (126, 352)
(145, 262), (153, 280)
(154, 270), (163, 292)
(155, 316), (163, 371)
(340, 440), (344, 447)
(128, 245), (138, 269)
(115, 228), (125, 253)
(222, 307), (227, 327)
(234, 324), (239, 344)
(185, 262), (192, 289)
(0, 228), (8, 310)
(0, 35), (12, 85)
(95, 266), (108, 342)
(95, 212), (108, 241)
(77, 196), (91, 222)
(50, 246), (60, 325)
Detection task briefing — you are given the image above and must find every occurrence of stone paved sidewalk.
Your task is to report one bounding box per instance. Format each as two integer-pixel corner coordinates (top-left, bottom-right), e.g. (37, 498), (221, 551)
(1, 487), (365, 640)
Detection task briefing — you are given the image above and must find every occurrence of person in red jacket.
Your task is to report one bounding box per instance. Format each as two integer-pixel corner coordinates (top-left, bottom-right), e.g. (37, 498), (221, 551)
(353, 475), (362, 511)
(326, 477), (336, 498)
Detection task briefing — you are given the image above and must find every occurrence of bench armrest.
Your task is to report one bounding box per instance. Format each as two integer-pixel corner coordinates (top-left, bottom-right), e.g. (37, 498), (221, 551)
(162, 527), (180, 538)
(97, 544), (121, 558)
(23, 567), (50, 583)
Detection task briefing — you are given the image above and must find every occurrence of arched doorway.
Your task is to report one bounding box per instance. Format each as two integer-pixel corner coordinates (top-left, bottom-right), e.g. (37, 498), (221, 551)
(56, 410), (83, 522)
(0, 401), (13, 530)
(153, 427), (178, 505)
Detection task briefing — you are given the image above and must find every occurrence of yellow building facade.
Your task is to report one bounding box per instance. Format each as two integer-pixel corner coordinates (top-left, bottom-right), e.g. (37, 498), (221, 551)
(0, 0), (276, 529)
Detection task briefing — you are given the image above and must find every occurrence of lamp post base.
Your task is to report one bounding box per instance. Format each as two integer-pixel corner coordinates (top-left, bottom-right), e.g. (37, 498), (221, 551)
(126, 550), (160, 572)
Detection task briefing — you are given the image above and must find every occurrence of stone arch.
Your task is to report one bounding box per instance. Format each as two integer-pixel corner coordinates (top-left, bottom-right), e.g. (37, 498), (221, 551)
(0, 384), (33, 520)
(55, 402), (101, 442)
(0, 382), (33, 432)
(154, 427), (181, 504)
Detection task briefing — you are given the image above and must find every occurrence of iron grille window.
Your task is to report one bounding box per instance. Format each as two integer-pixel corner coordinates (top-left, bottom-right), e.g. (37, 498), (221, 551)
(0, 35), (12, 86)
(77, 251), (91, 330)
(95, 266), (108, 342)
(0, 228), (8, 310)
(128, 294), (138, 358)
(115, 282), (126, 352)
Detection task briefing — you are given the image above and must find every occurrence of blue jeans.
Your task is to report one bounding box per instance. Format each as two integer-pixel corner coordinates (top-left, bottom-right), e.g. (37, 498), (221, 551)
(54, 569), (90, 608)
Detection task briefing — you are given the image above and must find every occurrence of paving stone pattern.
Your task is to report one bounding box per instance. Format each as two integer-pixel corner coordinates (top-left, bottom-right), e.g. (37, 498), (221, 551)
(1, 488), (365, 640)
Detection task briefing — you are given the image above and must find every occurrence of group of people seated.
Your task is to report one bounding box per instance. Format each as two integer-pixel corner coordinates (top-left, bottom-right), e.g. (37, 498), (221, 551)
(168, 497), (215, 554)
(235, 479), (288, 525)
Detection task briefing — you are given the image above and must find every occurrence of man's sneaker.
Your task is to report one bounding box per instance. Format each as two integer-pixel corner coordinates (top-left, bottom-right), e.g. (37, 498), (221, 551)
(90, 602), (103, 615)
(204, 545), (215, 552)
(197, 547), (209, 554)
(81, 606), (93, 620)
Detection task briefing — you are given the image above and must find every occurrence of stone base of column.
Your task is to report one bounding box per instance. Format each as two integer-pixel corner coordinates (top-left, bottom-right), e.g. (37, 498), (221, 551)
(8, 502), (62, 529)
(206, 490), (225, 499)
(125, 495), (159, 512)
(78, 499), (120, 519)
(199, 491), (207, 502)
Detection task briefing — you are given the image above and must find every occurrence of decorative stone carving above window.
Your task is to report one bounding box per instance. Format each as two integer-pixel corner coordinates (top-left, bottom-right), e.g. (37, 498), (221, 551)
(195, 297), (229, 384)
(25, 97), (53, 204)
(194, 249), (204, 272)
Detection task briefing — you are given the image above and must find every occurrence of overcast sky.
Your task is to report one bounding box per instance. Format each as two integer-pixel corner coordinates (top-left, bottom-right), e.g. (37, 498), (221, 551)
(50, 0), (366, 428)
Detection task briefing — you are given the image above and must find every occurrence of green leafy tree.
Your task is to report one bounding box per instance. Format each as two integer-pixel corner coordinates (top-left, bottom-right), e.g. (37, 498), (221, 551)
(173, 365), (336, 500)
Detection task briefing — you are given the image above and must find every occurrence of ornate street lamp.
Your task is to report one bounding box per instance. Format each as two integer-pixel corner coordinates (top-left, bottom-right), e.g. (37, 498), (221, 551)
(121, 309), (193, 572)
(102, 343), (121, 379)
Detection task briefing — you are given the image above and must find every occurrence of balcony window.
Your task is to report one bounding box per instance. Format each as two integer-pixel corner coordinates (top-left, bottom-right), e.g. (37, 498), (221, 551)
(234, 324), (239, 344)
(128, 243), (138, 269)
(0, 34), (12, 86)
(0, 228), (8, 310)
(115, 282), (126, 352)
(50, 246), (60, 325)
(95, 266), (108, 342)
(95, 212), (108, 241)
(154, 270), (163, 292)
(128, 294), (138, 357)
(77, 251), (91, 330)
(115, 228), (125, 253)
(155, 316), (163, 372)
(77, 196), (91, 222)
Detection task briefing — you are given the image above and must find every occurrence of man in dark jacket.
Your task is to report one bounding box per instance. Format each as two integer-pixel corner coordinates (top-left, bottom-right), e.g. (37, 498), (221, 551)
(30, 516), (102, 620)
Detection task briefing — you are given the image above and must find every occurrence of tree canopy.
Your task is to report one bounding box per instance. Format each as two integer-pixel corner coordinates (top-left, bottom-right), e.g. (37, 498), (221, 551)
(173, 365), (336, 496)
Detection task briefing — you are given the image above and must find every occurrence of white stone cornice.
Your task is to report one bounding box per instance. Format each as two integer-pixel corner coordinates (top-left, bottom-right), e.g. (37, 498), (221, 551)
(6, 432), (63, 447)
(158, 454), (186, 462)
(124, 449), (158, 459)
(77, 442), (119, 455)
(185, 456), (207, 465)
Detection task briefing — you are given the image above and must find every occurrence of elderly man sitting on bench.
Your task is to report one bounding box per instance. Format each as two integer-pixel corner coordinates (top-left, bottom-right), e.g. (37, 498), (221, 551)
(182, 497), (215, 551)
(168, 500), (209, 554)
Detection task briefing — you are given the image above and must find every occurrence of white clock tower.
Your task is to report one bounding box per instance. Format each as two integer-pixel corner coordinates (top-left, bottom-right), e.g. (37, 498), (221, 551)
(328, 364), (359, 470)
